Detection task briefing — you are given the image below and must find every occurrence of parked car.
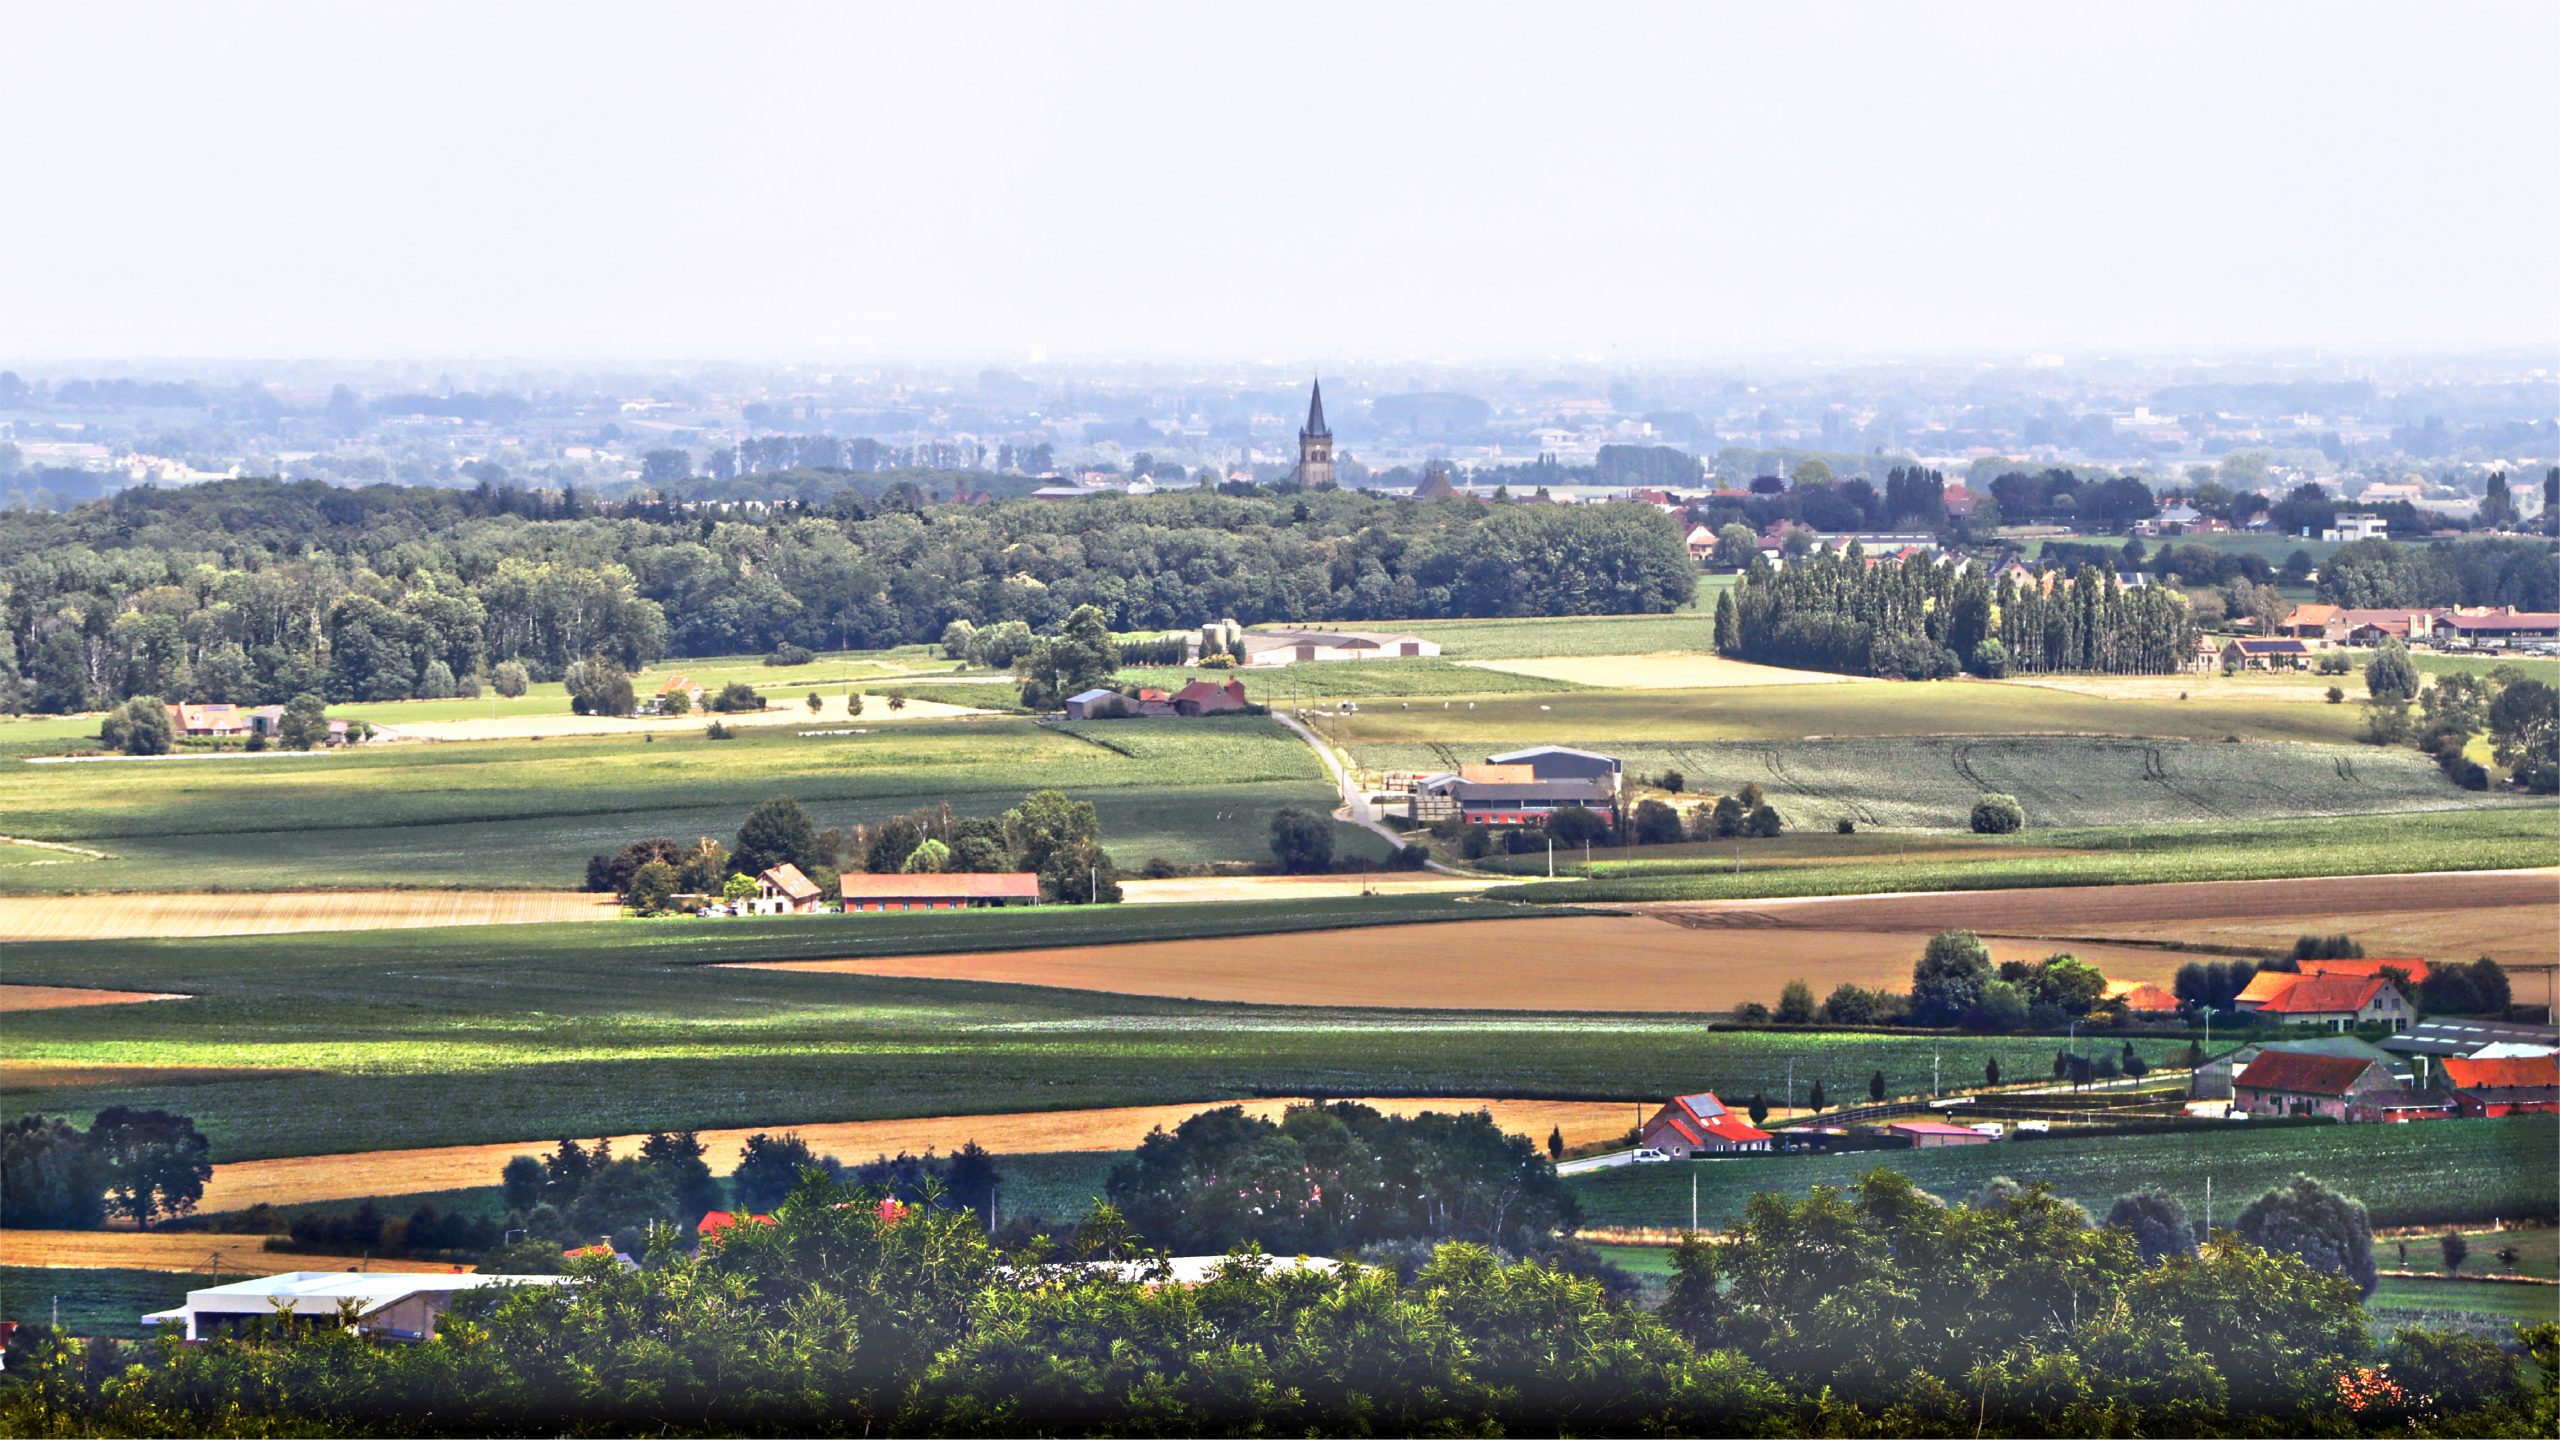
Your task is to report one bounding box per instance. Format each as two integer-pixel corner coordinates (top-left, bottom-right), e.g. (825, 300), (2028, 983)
(1968, 1122), (2004, 1139)
(2013, 1120), (2050, 1134)
(1629, 1147), (1672, 1164)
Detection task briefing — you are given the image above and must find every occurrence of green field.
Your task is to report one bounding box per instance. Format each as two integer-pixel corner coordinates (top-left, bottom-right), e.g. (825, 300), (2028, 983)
(0, 1268), (211, 1340)
(2369, 1275), (2560, 1326)
(1374, 734), (2476, 832)
(2, 908), (2191, 1163)
(1321, 675), (2375, 749)
(2377, 1225), (2559, 1283)
(1568, 1118), (2557, 1232)
(1116, 658), (1582, 702)
(1488, 806), (2557, 903)
(0, 714), (1377, 891)
(1356, 613), (1721, 660)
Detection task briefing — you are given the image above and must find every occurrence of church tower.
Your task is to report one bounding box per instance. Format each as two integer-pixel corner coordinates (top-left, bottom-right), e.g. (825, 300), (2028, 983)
(1293, 378), (1335, 489)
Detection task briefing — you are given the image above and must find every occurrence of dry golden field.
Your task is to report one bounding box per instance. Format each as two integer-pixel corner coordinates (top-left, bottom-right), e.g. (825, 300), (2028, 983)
(0, 889), (615, 942)
(1458, 655), (1868, 689)
(0, 1230), (400, 1276)
(194, 1097), (1640, 1211)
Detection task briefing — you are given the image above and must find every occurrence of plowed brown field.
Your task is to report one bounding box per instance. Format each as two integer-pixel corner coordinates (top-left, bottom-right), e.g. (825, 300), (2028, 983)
(1, 1063), (292, 1092)
(0, 889), (615, 942)
(731, 916), (2203, 1010)
(0, 984), (185, 1011)
(0, 1230), (407, 1276)
(196, 1097), (1639, 1211)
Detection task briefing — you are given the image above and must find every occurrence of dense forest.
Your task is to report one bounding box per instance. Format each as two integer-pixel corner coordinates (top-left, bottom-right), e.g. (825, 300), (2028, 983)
(0, 477), (1694, 712)
(1721, 547), (2199, 678)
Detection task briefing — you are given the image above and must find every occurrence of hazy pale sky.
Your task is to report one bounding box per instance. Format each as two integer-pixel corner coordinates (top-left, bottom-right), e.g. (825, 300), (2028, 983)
(7, 1), (2555, 361)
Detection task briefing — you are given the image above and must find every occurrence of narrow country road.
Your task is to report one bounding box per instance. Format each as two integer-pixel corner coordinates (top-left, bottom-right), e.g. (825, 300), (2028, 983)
(1271, 708), (1438, 862)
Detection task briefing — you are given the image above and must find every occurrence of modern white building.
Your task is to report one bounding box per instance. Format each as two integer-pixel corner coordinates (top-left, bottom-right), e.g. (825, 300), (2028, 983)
(142, 1271), (570, 1342)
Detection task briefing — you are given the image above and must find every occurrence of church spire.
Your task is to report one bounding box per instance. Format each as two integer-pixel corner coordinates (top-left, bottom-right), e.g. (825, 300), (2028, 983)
(1301, 378), (1330, 439)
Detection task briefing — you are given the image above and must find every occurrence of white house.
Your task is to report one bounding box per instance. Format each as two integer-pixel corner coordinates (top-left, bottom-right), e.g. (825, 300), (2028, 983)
(142, 1272), (569, 1342)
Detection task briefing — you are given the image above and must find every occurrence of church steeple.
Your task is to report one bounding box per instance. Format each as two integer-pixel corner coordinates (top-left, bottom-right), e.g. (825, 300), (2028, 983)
(1292, 377), (1335, 489)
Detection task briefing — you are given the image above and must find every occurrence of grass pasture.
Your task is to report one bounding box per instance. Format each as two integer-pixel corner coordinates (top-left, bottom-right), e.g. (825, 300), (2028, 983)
(0, 714), (1368, 891)
(1567, 1118), (2558, 1232)
(1489, 807), (2559, 903)
(1116, 658), (1583, 702)
(1361, 613), (1720, 660)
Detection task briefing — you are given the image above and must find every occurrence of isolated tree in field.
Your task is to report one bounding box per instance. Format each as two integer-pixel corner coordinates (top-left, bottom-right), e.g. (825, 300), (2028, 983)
(87, 1107), (211, 1229)
(1969, 792), (2024, 834)
(1659, 769), (1685, 794)
(98, 695), (175, 756)
(805, 691), (822, 713)
(2487, 677), (2558, 791)
(492, 659), (529, 697)
(2497, 1243), (2520, 1272)
(1807, 1078), (1827, 1113)
(2235, 1174), (2378, 1297)
(1867, 1070), (1886, 1104)
(939, 619), (976, 660)
(661, 687), (692, 716)
(733, 796), (820, 879)
(1776, 979), (1816, 1024)
(1747, 1093), (1769, 1126)
(1984, 1055), (2000, 1086)
(1546, 1125), (1564, 1161)
(564, 656), (637, 717)
(1005, 789), (1101, 875)
(1706, 793), (1746, 838)
(1909, 930), (1995, 1026)
(624, 860), (678, 915)
(710, 682), (764, 713)
(1268, 807), (1334, 873)
(2364, 636), (2420, 702)
(847, 692), (864, 716)
(2440, 1232), (2469, 1274)
(1746, 802), (1784, 838)
(2106, 1189), (2197, 1264)
(277, 691), (331, 750)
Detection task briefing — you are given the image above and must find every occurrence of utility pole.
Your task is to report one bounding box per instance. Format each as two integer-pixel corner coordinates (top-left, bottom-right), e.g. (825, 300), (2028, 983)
(1546, 836), (1553, 879)
(1692, 1169), (1699, 1232)
(2204, 1174), (2212, 1236)
(1932, 1045), (1940, 1100)
(1786, 1055), (1796, 1112)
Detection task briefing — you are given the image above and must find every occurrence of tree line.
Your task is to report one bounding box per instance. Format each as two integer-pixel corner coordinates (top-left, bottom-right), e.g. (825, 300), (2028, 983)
(6, 1160), (2548, 1437)
(1720, 546), (2198, 678)
(0, 477), (1695, 714)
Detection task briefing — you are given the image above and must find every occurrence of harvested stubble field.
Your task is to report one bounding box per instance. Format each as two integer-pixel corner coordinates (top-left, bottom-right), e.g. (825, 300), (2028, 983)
(189, 1096), (1641, 1211)
(1568, 1117), (2559, 1233)
(0, 889), (614, 942)
(0, 1230), (388, 1277)
(733, 914), (2203, 1009)
(1459, 655), (1865, 689)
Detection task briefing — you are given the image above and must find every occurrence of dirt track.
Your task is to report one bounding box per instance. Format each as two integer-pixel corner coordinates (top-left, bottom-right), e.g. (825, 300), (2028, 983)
(0, 889), (615, 942)
(0, 984), (186, 1011)
(0, 1230), (404, 1276)
(195, 1097), (1639, 1212)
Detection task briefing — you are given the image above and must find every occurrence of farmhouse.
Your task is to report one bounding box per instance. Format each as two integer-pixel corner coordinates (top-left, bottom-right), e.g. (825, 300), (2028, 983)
(2220, 638), (2312, 670)
(1236, 628), (1441, 667)
(2231, 1051), (2444, 1121)
(1885, 1120), (1994, 1148)
(165, 702), (248, 737)
(2237, 972), (2415, 1032)
(1411, 745), (1624, 826)
(746, 863), (825, 915)
(1171, 678), (1250, 715)
(143, 1272), (569, 1343)
(2438, 1054), (2560, 1117)
(2188, 1037), (2413, 1101)
(1640, 1092), (1773, 1157)
(836, 872), (1040, 911)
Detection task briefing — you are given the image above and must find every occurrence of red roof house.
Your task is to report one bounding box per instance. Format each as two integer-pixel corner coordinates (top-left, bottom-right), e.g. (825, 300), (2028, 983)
(1640, 1092), (1772, 1157)
(696, 1209), (775, 1243)
(2253, 973), (2413, 1032)
(1171, 678), (1250, 716)
(2299, 957), (2433, 988)
(747, 863), (826, 915)
(166, 702), (249, 736)
(2440, 1054), (2560, 1117)
(2231, 1051), (2422, 1120)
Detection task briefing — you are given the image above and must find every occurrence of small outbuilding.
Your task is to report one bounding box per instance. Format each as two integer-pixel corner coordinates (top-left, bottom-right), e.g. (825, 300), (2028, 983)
(1885, 1120), (1994, 1148)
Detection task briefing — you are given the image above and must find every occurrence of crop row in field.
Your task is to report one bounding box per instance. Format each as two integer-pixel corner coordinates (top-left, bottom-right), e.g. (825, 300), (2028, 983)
(1374, 735), (2470, 832)
(0, 907), (2187, 1162)
(0, 1267), (212, 1339)
(1568, 1117), (2558, 1231)
(1488, 806), (2559, 903)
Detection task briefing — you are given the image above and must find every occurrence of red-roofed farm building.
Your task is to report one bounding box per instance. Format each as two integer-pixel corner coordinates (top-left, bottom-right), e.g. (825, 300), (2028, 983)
(1640, 1093), (1772, 1157)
